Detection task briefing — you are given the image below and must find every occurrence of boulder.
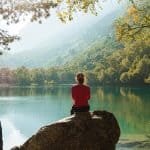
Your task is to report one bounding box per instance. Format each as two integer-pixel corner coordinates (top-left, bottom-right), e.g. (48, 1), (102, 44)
(11, 110), (120, 150)
(0, 121), (2, 150)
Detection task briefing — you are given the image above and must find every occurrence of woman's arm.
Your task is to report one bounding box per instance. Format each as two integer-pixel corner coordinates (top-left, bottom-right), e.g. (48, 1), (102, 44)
(87, 87), (90, 100)
(71, 87), (76, 101)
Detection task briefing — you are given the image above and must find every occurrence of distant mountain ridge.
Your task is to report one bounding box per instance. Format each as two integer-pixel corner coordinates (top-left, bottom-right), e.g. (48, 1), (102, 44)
(0, 9), (123, 68)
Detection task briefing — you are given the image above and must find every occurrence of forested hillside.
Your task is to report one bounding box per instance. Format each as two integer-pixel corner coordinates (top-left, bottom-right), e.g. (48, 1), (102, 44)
(1, 32), (149, 86)
(65, 0), (150, 85)
(65, 34), (149, 85)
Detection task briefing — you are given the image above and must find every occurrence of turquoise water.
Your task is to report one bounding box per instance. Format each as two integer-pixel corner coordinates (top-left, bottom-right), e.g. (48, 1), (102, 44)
(0, 85), (150, 150)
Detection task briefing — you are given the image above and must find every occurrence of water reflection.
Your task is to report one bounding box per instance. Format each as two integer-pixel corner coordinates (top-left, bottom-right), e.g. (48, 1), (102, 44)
(0, 86), (59, 96)
(90, 86), (150, 139)
(0, 86), (150, 149)
(1, 117), (26, 150)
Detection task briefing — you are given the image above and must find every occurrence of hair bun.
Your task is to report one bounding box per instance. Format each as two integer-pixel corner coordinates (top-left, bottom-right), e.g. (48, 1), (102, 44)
(77, 73), (84, 79)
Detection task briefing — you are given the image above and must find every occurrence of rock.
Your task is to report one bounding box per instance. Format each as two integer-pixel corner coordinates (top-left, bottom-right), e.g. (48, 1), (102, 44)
(0, 121), (2, 150)
(117, 139), (150, 150)
(11, 110), (120, 150)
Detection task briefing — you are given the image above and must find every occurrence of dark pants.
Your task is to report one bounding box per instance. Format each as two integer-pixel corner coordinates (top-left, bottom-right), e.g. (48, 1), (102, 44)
(70, 105), (90, 115)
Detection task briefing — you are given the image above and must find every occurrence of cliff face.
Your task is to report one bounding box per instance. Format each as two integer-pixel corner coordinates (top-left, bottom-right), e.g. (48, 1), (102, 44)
(0, 121), (2, 150)
(11, 111), (120, 150)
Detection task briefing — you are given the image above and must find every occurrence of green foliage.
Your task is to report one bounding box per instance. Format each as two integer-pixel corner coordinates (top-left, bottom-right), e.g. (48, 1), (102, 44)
(66, 36), (123, 71)
(0, 67), (76, 86)
(97, 32), (150, 84)
(15, 67), (31, 86)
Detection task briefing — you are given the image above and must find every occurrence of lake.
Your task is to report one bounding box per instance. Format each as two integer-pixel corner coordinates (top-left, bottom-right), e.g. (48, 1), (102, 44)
(0, 85), (150, 150)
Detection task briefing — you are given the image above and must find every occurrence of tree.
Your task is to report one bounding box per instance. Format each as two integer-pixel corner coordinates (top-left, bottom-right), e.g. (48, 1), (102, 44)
(115, 0), (150, 42)
(30, 68), (44, 85)
(0, 68), (15, 84)
(15, 66), (31, 85)
(0, 0), (136, 53)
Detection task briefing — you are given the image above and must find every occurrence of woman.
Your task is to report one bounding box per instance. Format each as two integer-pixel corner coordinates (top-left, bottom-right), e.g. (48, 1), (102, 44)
(71, 73), (90, 115)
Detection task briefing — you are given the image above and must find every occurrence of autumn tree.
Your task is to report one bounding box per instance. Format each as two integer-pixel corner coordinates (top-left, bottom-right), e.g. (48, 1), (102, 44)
(115, 0), (150, 42)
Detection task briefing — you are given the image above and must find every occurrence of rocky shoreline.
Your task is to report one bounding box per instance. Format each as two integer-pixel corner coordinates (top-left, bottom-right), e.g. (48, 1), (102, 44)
(117, 139), (150, 150)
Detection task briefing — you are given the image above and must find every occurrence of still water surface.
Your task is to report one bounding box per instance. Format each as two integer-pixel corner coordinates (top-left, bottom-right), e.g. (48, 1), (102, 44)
(0, 85), (150, 150)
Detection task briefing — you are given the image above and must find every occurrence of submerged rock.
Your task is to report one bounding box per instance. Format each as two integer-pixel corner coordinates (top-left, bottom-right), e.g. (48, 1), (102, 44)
(0, 121), (2, 150)
(11, 110), (120, 150)
(117, 139), (150, 150)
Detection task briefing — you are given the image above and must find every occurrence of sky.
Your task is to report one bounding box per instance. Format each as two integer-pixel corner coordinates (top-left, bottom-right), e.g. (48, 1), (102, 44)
(0, 0), (126, 54)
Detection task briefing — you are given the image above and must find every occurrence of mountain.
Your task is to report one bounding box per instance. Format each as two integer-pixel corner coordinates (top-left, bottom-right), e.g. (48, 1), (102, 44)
(0, 8), (123, 68)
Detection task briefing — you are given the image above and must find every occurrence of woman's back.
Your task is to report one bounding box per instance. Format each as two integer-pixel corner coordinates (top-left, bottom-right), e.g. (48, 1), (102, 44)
(72, 84), (90, 107)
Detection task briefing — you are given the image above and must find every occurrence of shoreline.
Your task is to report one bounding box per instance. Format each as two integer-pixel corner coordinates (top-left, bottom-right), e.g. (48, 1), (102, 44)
(0, 84), (149, 88)
(117, 138), (150, 150)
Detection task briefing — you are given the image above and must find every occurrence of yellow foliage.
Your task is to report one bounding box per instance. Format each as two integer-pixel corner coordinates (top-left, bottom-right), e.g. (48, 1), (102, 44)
(124, 16), (130, 24)
(83, 0), (90, 8)
(56, 0), (62, 3)
(133, 15), (139, 23)
(121, 58), (129, 67)
(57, 11), (69, 22)
(128, 30), (133, 36)
(67, 0), (70, 3)
(128, 6), (138, 16)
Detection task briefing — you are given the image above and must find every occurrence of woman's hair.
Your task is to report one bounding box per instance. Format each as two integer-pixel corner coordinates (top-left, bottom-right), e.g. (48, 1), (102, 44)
(76, 73), (84, 84)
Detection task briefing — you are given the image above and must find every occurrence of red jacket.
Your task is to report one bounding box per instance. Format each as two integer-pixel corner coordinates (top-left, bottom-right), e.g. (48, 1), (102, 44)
(71, 84), (90, 107)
